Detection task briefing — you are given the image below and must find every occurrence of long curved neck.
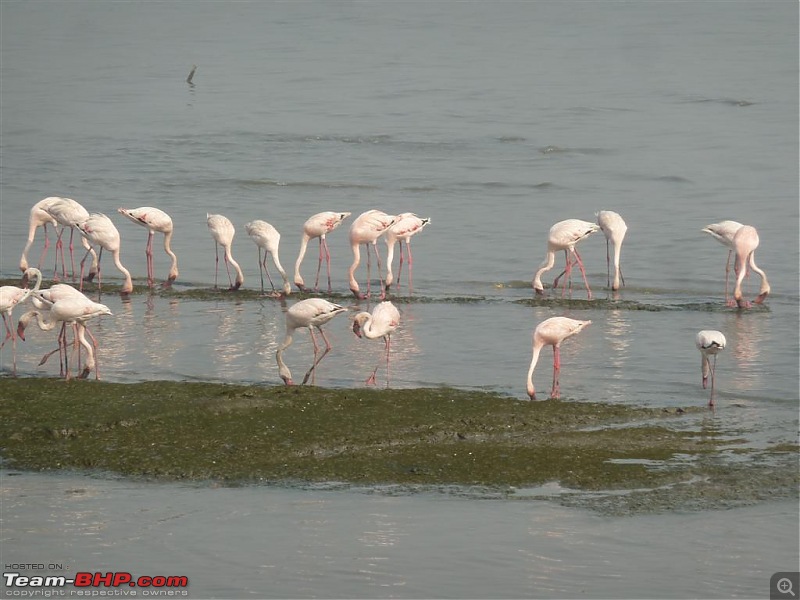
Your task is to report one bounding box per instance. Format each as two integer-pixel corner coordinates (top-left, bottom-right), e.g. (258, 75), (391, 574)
(276, 329), (295, 383)
(533, 250), (555, 290)
(163, 230), (178, 278)
(526, 340), (543, 398)
(384, 239), (398, 285)
(359, 314), (384, 340)
(111, 248), (133, 289)
(748, 253), (770, 295)
(294, 234), (311, 282)
(348, 242), (362, 289)
(223, 244), (244, 287)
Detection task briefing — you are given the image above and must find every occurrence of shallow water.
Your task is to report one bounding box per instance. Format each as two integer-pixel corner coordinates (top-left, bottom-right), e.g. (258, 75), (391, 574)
(1, 2), (798, 598)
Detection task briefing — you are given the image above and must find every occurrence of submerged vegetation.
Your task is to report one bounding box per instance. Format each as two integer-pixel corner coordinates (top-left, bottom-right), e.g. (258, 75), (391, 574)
(1, 378), (796, 514)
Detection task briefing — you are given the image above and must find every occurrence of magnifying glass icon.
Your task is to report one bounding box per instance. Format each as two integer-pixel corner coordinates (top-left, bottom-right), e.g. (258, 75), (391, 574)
(777, 578), (796, 597)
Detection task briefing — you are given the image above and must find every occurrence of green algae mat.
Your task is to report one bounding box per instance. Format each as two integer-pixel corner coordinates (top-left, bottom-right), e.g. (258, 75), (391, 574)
(1, 378), (797, 514)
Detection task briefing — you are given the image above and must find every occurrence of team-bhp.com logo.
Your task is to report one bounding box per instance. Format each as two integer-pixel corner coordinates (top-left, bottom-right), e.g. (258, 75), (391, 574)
(3, 572), (189, 596)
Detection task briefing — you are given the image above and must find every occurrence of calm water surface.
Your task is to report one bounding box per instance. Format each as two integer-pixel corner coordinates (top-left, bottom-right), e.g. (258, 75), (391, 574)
(1, 2), (798, 598)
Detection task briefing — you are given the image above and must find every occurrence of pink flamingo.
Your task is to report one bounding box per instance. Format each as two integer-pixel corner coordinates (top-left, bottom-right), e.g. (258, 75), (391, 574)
(596, 210), (627, 291)
(276, 298), (349, 386)
(18, 293), (112, 380)
(695, 330), (726, 407)
(348, 210), (397, 299)
(206, 214), (244, 291)
(117, 207), (179, 288)
(245, 219), (290, 296)
(352, 300), (401, 386)
(526, 316), (591, 400)
(19, 197), (59, 273)
(293, 211), (351, 293)
(384, 213), (431, 294)
(0, 268), (43, 375)
(76, 213), (133, 295)
(701, 220), (744, 306)
(45, 197), (99, 282)
(532, 219), (599, 299)
(732, 225), (770, 309)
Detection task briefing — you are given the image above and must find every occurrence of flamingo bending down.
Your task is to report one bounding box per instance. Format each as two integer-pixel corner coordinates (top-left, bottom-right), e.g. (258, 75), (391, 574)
(294, 211), (351, 293)
(117, 207), (179, 288)
(731, 225), (769, 309)
(695, 330), (726, 407)
(18, 294), (112, 380)
(207, 214), (244, 290)
(532, 219), (600, 299)
(245, 220), (290, 297)
(76, 213), (134, 295)
(352, 300), (400, 386)
(384, 213), (431, 294)
(19, 197), (59, 273)
(0, 268), (43, 375)
(45, 197), (99, 282)
(348, 210), (397, 299)
(276, 298), (348, 386)
(701, 220), (744, 306)
(596, 210), (627, 291)
(526, 316), (591, 400)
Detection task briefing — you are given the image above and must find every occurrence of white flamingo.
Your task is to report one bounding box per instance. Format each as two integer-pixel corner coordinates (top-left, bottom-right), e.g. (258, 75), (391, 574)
(532, 219), (600, 299)
(351, 301), (401, 386)
(19, 197), (59, 273)
(207, 214), (244, 290)
(45, 197), (98, 282)
(276, 298), (349, 386)
(76, 213), (133, 295)
(526, 316), (591, 400)
(701, 220), (744, 305)
(0, 268), (43, 375)
(695, 330), (726, 407)
(596, 210), (627, 291)
(117, 207), (179, 288)
(293, 211), (351, 293)
(245, 220), (290, 296)
(732, 225), (770, 309)
(348, 210), (397, 299)
(384, 213), (431, 294)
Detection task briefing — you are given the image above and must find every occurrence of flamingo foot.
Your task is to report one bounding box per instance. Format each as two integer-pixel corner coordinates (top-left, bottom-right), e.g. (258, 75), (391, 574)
(725, 299), (737, 308)
(754, 292), (769, 304)
(736, 298), (752, 309)
(534, 287), (545, 296)
(160, 280), (173, 290)
(365, 373), (377, 386)
(351, 288), (367, 300)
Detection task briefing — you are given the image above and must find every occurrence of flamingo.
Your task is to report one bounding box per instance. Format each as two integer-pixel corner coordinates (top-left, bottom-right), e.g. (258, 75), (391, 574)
(732, 225), (770, 309)
(384, 213), (431, 294)
(351, 300), (401, 386)
(45, 197), (99, 282)
(117, 207), (179, 288)
(19, 197), (59, 273)
(348, 210), (397, 299)
(76, 213), (134, 295)
(526, 316), (591, 400)
(207, 213), (244, 290)
(695, 330), (726, 407)
(276, 298), (348, 386)
(293, 211), (351, 293)
(596, 210), (627, 291)
(532, 219), (600, 299)
(0, 268), (43, 375)
(701, 220), (744, 305)
(18, 294), (112, 380)
(245, 220), (290, 296)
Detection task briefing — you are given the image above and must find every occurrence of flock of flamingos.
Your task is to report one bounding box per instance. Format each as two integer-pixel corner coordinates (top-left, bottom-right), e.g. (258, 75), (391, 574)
(0, 197), (771, 406)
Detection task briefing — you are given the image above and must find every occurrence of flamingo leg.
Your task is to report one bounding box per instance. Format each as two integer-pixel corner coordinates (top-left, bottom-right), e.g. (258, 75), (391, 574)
(53, 227), (66, 281)
(724, 250), (735, 306)
(78, 245), (94, 292)
(606, 238), (611, 289)
(68, 228), (77, 280)
(256, 247), (265, 294)
(223, 250), (234, 289)
(708, 355), (717, 407)
(146, 231), (155, 288)
(572, 249), (592, 300)
(37, 223), (52, 270)
(213, 242), (220, 289)
(263, 251), (276, 293)
(1, 314), (17, 376)
(370, 242), (386, 300)
(314, 238), (324, 291)
(406, 242), (415, 294)
(323, 238), (332, 293)
(303, 328), (322, 385)
(551, 345), (561, 399)
(95, 247), (105, 297)
(302, 327), (334, 385)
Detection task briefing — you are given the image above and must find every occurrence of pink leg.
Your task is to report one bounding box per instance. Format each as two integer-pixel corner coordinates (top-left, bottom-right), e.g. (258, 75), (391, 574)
(551, 346), (561, 399)
(53, 227), (66, 281)
(223, 254), (234, 289)
(323, 238), (332, 293)
(371, 243), (386, 300)
(708, 355), (717, 407)
(1, 314), (17, 376)
(263, 252), (276, 292)
(213, 243), (220, 289)
(302, 327), (334, 385)
(315, 238), (324, 291)
(573, 249), (592, 300)
(146, 232), (155, 287)
(406, 242), (414, 294)
(68, 228), (77, 280)
(38, 223), (52, 269)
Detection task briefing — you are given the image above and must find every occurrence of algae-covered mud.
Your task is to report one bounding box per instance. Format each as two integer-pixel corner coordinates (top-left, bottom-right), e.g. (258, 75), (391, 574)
(1, 378), (796, 514)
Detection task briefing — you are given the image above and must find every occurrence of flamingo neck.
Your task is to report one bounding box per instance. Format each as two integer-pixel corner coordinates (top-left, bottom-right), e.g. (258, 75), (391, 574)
(533, 251), (555, 290)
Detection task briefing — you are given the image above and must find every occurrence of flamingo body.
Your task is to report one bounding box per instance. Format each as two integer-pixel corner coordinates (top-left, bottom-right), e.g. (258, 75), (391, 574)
(0, 268), (43, 375)
(118, 207), (178, 287)
(695, 330), (726, 407)
(207, 213), (244, 290)
(384, 212), (430, 292)
(348, 210), (397, 299)
(596, 210), (627, 291)
(19, 197), (59, 272)
(246, 220), (290, 296)
(352, 300), (401, 385)
(294, 211), (351, 292)
(702, 220), (744, 305)
(276, 298), (348, 385)
(44, 197), (99, 281)
(77, 213), (133, 294)
(532, 219), (599, 298)
(526, 316), (591, 400)
(731, 225), (769, 309)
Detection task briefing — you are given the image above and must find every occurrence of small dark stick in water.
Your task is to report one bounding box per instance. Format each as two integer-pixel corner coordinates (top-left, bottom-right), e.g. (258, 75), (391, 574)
(186, 65), (197, 84)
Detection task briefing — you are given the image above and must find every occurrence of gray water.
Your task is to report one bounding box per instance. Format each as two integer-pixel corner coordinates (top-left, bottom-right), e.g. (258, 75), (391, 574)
(1, 2), (798, 598)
